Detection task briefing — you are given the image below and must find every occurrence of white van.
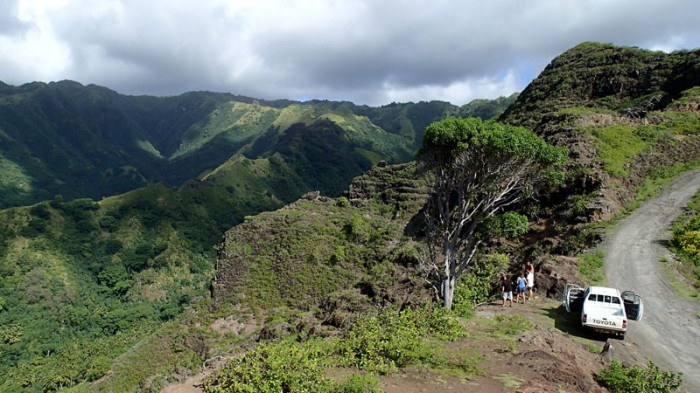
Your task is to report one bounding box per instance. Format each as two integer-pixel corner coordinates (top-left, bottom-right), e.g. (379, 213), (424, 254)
(563, 284), (643, 339)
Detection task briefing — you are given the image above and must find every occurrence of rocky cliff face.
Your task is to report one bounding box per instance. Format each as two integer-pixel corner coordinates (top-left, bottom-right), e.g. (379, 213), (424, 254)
(501, 43), (700, 234)
(501, 42), (700, 131)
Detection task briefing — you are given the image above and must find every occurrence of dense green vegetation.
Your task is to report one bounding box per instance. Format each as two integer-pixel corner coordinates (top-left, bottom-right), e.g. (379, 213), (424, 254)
(670, 189), (700, 296)
(0, 80), (516, 210)
(0, 81), (515, 391)
(501, 42), (700, 129)
(596, 360), (683, 393)
(201, 307), (465, 393)
(0, 157), (306, 391)
(0, 188), (215, 390)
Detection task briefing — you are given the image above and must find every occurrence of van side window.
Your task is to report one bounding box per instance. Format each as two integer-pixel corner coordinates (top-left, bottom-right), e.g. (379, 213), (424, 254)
(604, 295), (612, 303)
(588, 293), (596, 300)
(612, 297), (621, 304)
(597, 294), (604, 302)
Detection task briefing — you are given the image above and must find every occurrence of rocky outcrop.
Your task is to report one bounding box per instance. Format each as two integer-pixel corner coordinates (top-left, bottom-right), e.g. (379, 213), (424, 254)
(534, 256), (585, 299)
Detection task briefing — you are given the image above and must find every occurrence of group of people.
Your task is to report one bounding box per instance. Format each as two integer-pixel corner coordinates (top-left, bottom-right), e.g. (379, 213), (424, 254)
(501, 261), (535, 307)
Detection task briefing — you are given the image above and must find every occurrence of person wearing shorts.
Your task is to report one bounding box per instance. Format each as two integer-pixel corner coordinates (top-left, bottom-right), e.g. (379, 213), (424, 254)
(526, 263), (535, 301)
(516, 271), (527, 304)
(502, 274), (513, 307)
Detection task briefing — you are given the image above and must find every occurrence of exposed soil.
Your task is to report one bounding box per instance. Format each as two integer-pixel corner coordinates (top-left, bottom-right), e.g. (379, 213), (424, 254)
(380, 300), (609, 393)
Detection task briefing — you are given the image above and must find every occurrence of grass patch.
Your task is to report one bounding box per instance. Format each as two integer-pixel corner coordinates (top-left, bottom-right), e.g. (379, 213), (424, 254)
(659, 258), (700, 300)
(625, 159), (700, 214)
(427, 342), (487, 378)
(494, 373), (524, 389)
(585, 124), (649, 178)
(578, 250), (606, 285)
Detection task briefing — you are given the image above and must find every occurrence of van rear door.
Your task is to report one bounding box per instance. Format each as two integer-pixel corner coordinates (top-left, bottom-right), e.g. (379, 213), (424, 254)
(621, 290), (644, 320)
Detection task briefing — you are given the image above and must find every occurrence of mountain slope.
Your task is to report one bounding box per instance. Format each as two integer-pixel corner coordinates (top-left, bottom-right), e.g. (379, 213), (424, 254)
(496, 42), (700, 257)
(0, 80), (517, 210)
(0, 82), (465, 209)
(500, 42), (700, 130)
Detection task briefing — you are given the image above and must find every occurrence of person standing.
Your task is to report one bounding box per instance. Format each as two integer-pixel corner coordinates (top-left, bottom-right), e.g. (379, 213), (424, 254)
(516, 271), (527, 304)
(502, 274), (513, 307)
(525, 262), (535, 301)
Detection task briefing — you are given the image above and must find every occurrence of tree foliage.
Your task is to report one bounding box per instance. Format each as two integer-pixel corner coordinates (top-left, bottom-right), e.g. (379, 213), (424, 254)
(418, 117), (567, 308)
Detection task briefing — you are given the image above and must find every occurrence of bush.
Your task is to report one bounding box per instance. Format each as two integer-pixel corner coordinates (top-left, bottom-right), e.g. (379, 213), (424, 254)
(482, 212), (529, 238)
(596, 359), (683, 393)
(336, 197), (350, 208)
(202, 339), (333, 393)
(452, 253), (509, 316)
(676, 230), (700, 259)
(336, 306), (463, 374)
(337, 309), (427, 374)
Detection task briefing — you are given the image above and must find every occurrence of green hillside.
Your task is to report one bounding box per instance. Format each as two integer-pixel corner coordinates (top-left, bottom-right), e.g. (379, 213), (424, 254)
(0, 82), (480, 209)
(5, 42), (699, 392)
(500, 42), (700, 130)
(0, 82), (515, 391)
(0, 80), (516, 209)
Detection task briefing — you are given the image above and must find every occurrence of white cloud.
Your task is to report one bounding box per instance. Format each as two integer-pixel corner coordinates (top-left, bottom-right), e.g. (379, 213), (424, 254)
(2, 0), (699, 105)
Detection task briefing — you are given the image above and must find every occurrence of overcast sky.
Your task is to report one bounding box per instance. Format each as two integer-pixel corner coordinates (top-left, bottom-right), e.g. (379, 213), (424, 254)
(1, 0), (699, 106)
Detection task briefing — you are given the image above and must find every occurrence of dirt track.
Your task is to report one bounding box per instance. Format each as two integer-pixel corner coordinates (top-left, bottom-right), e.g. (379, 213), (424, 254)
(605, 170), (700, 392)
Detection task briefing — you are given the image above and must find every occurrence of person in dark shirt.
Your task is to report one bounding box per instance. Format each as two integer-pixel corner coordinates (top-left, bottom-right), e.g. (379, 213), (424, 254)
(502, 274), (513, 307)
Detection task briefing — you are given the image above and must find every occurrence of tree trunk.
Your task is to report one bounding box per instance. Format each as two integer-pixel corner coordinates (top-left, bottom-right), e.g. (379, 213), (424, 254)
(441, 275), (455, 309)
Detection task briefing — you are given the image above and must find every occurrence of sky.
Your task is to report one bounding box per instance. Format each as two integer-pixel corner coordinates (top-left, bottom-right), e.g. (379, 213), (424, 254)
(1, 0), (699, 106)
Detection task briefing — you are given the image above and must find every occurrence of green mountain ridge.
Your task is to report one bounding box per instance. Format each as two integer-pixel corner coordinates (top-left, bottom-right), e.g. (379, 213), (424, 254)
(0, 80), (516, 209)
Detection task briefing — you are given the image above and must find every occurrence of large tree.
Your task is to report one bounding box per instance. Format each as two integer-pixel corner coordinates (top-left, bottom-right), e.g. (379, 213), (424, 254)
(418, 117), (567, 309)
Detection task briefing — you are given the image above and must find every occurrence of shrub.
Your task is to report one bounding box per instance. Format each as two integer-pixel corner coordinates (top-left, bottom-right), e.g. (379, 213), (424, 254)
(676, 230), (700, 259)
(596, 359), (683, 393)
(336, 197), (350, 208)
(336, 309), (427, 374)
(482, 212), (529, 238)
(336, 306), (463, 374)
(346, 214), (370, 242)
(414, 306), (464, 341)
(333, 373), (382, 393)
(202, 339), (333, 393)
(452, 253), (509, 317)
